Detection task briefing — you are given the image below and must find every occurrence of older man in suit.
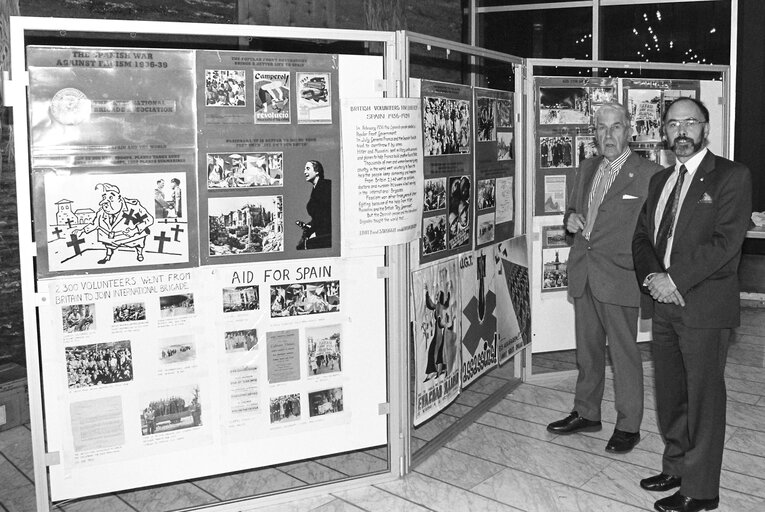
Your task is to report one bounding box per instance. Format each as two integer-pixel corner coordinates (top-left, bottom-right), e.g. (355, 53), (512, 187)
(632, 98), (751, 512)
(547, 103), (662, 453)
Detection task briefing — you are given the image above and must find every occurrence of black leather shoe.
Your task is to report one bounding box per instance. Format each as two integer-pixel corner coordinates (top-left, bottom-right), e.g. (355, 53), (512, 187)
(605, 429), (640, 453)
(654, 491), (719, 512)
(640, 473), (682, 492)
(546, 411), (602, 434)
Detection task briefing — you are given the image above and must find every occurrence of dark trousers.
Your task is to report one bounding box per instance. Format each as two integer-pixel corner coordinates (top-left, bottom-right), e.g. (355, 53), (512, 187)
(652, 302), (730, 499)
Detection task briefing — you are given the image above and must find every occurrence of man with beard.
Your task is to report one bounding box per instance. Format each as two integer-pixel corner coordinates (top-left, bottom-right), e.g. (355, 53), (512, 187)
(632, 98), (751, 512)
(74, 183), (154, 264)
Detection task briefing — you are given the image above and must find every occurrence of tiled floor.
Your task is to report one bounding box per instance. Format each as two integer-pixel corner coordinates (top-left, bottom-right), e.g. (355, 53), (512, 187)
(2, 306), (764, 511)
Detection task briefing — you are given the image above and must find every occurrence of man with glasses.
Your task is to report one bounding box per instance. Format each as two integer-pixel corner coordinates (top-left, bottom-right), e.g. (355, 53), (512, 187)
(632, 98), (751, 512)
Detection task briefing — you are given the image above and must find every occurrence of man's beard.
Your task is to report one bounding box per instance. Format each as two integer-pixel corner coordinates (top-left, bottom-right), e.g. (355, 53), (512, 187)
(671, 136), (704, 156)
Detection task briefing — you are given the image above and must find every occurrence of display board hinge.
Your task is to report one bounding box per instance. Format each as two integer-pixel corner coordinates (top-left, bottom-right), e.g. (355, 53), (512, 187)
(376, 266), (391, 279)
(378, 402), (390, 415)
(45, 451), (61, 467)
(1, 71), (30, 108)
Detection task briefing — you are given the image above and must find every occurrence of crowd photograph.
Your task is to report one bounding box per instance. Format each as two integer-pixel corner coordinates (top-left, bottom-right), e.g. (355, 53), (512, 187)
(66, 340), (133, 388)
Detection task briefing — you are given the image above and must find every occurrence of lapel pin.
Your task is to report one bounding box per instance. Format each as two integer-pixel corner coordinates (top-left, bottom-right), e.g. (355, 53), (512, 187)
(629, 172), (634, 178)
(700, 178), (704, 182)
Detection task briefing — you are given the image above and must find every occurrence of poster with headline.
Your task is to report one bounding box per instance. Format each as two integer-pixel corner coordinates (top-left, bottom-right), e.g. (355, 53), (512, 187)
(459, 250), (498, 388)
(341, 97), (423, 248)
(419, 80), (474, 264)
(196, 50), (341, 264)
(411, 258), (461, 426)
(494, 236), (530, 363)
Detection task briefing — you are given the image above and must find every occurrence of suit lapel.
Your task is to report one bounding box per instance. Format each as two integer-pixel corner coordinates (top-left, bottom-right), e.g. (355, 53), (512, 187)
(674, 151), (716, 240)
(601, 153), (638, 204)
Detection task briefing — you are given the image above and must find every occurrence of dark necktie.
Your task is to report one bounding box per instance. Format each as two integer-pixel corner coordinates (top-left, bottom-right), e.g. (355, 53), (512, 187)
(655, 165), (688, 263)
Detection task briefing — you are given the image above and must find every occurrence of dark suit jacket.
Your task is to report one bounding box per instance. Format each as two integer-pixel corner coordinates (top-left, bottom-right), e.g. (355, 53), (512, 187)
(307, 177), (332, 238)
(565, 153), (662, 307)
(632, 151), (752, 327)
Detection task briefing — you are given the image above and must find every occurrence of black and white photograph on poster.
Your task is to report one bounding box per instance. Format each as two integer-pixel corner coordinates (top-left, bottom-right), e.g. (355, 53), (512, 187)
(112, 302), (146, 324)
(224, 329), (258, 353)
(477, 97), (496, 142)
(306, 324), (341, 376)
(632, 142), (675, 167)
(497, 132), (514, 161)
(270, 393), (301, 424)
(158, 335), (196, 365)
(270, 280), (340, 318)
(448, 175), (471, 250)
(66, 340), (133, 389)
(254, 70), (290, 123)
(207, 152), (283, 188)
(296, 160), (332, 250)
(424, 177), (447, 212)
(494, 238), (531, 362)
(539, 87), (590, 125)
(159, 293), (195, 318)
(422, 216), (447, 256)
(208, 195), (284, 256)
(542, 247), (569, 292)
(308, 387), (343, 417)
(222, 285), (259, 313)
(42, 172), (190, 273)
(627, 89), (662, 141)
(140, 385), (202, 436)
(477, 212), (495, 245)
(205, 69), (246, 106)
(540, 136), (573, 168)
(575, 135), (598, 167)
(590, 87), (615, 104)
(70, 396), (125, 454)
(477, 179), (496, 210)
(423, 96), (471, 156)
(62, 303), (95, 333)
(497, 99), (513, 128)
(543, 175), (566, 214)
(297, 72), (331, 124)
(542, 225), (568, 249)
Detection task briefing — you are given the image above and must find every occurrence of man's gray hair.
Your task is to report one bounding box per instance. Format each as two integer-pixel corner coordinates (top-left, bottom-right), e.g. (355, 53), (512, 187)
(594, 102), (632, 125)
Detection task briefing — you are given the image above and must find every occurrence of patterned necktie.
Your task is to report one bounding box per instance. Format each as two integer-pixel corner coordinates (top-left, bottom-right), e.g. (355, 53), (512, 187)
(655, 165), (688, 263)
(583, 161), (612, 240)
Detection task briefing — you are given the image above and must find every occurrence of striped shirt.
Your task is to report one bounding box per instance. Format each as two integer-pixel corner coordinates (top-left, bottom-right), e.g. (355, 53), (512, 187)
(583, 149), (631, 239)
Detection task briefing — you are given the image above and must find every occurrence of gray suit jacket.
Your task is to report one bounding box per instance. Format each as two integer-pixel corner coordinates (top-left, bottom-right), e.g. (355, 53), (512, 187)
(565, 152), (662, 307)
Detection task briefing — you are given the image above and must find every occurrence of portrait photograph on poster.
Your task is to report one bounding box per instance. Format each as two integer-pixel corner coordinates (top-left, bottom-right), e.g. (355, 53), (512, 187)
(158, 335), (196, 365)
(224, 329), (259, 353)
(140, 385), (202, 436)
(205, 69), (246, 107)
(542, 247), (570, 292)
(422, 215), (447, 255)
(448, 175), (471, 250)
(423, 96), (472, 156)
(112, 302), (146, 323)
(62, 303), (96, 333)
(269, 393), (301, 424)
(222, 285), (259, 313)
(575, 135), (598, 167)
(308, 387), (343, 417)
(424, 177), (447, 212)
(297, 72), (331, 124)
(208, 195), (284, 256)
(207, 152), (283, 188)
(42, 172), (191, 273)
(477, 212), (495, 245)
(497, 99), (513, 128)
(497, 131), (514, 161)
(159, 293), (194, 317)
(254, 70), (290, 123)
(543, 175), (566, 214)
(539, 87), (590, 125)
(295, 160), (332, 251)
(627, 88), (662, 141)
(270, 280), (340, 317)
(476, 97), (496, 142)
(477, 178), (496, 210)
(66, 340), (133, 389)
(306, 324), (341, 376)
(542, 225), (568, 248)
(539, 136), (573, 168)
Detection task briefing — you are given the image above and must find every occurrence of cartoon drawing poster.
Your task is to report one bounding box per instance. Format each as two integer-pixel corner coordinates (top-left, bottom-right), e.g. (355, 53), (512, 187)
(36, 171), (192, 275)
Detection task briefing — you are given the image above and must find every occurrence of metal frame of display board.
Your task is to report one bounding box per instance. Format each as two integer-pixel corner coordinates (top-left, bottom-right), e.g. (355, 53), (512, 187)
(523, 58), (731, 361)
(4, 16), (406, 511)
(399, 31), (533, 471)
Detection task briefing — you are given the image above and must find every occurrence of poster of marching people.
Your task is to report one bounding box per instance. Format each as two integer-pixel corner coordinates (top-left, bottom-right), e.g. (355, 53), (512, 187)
(417, 80), (474, 265)
(411, 258), (461, 426)
(459, 250), (498, 388)
(493, 237), (531, 363)
(306, 324), (342, 377)
(196, 51), (341, 265)
(474, 88), (516, 249)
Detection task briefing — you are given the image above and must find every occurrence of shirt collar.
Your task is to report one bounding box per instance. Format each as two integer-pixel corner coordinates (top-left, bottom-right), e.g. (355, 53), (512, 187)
(604, 148), (631, 172)
(675, 147), (708, 176)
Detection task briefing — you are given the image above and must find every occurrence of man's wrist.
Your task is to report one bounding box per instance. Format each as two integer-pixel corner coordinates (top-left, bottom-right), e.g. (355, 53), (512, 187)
(642, 273), (657, 287)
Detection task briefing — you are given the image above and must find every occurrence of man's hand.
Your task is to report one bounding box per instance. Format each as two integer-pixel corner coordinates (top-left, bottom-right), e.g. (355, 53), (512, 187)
(566, 213), (585, 233)
(647, 273), (685, 306)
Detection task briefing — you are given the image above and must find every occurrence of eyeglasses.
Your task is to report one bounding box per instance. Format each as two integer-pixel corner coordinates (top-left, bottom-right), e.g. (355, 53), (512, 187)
(664, 118), (707, 131)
